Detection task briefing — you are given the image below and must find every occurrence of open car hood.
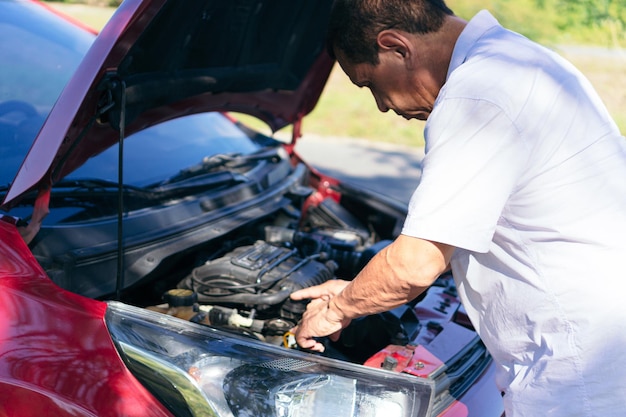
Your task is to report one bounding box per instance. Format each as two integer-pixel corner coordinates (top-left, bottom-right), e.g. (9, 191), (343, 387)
(2, 0), (334, 208)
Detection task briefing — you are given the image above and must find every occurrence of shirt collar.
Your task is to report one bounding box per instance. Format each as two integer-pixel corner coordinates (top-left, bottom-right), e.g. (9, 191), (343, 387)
(447, 10), (501, 80)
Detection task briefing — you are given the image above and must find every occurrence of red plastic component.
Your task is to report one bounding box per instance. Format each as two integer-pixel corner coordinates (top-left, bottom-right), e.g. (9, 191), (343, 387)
(364, 344), (444, 377)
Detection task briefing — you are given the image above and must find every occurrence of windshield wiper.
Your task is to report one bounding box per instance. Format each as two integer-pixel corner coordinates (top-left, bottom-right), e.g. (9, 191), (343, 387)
(158, 147), (281, 187)
(52, 178), (163, 200)
(55, 174), (247, 200)
(0, 179), (149, 196)
(53, 178), (158, 198)
(0, 148), (283, 202)
(150, 170), (248, 194)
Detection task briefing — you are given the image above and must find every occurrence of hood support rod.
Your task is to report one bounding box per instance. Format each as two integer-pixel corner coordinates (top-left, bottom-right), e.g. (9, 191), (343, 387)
(115, 79), (127, 301)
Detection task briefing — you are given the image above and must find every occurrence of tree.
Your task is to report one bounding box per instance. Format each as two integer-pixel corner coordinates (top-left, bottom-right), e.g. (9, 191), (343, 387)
(556, 0), (626, 47)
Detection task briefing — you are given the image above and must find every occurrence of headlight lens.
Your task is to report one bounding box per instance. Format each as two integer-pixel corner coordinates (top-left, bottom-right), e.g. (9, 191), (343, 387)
(105, 301), (434, 417)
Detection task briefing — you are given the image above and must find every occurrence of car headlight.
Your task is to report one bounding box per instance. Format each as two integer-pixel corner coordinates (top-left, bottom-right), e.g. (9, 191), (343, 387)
(105, 301), (434, 417)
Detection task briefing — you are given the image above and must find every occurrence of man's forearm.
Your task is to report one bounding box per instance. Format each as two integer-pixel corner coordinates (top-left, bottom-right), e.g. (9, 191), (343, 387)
(329, 234), (454, 320)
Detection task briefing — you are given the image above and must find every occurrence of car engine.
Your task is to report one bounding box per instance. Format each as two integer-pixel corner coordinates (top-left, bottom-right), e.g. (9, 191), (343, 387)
(146, 211), (394, 354)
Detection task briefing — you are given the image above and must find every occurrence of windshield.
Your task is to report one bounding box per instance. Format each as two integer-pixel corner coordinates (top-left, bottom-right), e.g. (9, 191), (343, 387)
(69, 113), (263, 187)
(5, 112), (273, 223)
(0, 1), (94, 187)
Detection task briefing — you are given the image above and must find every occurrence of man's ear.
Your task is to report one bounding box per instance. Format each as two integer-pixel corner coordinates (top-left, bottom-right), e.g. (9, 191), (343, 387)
(377, 29), (410, 60)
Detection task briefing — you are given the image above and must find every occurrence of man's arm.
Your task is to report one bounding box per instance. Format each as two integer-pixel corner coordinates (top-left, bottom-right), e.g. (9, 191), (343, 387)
(291, 234), (455, 351)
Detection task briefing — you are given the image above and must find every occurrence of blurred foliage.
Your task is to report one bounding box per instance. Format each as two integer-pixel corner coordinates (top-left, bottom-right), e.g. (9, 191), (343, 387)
(448, 0), (626, 48)
(555, 0), (625, 47)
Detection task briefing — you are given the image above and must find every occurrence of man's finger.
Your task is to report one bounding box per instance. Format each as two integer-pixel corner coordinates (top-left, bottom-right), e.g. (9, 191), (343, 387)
(290, 279), (350, 301)
(299, 339), (325, 353)
(290, 285), (330, 301)
(292, 327), (326, 352)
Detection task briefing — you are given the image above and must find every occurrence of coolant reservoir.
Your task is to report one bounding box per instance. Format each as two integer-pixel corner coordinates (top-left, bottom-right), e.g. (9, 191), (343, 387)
(147, 288), (199, 321)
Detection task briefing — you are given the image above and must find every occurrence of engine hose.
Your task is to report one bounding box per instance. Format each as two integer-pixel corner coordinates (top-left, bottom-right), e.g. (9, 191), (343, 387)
(195, 288), (292, 306)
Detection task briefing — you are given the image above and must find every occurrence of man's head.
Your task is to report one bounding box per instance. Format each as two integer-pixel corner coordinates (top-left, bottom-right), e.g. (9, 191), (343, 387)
(326, 0), (460, 121)
(327, 0), (454, 65)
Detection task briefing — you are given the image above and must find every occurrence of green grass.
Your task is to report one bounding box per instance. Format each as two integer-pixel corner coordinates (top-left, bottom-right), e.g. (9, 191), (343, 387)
(47, 1), (626, 147)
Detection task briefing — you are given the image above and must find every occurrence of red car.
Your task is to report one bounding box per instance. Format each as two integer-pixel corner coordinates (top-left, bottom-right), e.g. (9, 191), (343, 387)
(0, 1), (504, 415)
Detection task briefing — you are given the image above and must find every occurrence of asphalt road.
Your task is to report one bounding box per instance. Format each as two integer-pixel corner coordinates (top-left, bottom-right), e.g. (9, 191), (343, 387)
(294, 134), (425, 204)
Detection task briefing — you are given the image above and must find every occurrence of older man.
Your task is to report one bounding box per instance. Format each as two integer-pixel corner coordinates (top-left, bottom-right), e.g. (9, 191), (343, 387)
(291, 0), (626, 415)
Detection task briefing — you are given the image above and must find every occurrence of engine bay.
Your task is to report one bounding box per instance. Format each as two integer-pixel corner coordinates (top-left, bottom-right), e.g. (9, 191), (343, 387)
(140, 193), (474, 365)
(143, 194), (398, 359)
(27, 144), (481, 371)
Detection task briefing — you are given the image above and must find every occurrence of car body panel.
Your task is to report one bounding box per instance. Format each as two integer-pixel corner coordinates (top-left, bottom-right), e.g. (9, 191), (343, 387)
(0, 220), (173, 416)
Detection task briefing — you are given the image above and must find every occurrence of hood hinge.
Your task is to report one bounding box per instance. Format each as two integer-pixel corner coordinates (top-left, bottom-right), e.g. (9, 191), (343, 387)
(96, 72), (125, 131)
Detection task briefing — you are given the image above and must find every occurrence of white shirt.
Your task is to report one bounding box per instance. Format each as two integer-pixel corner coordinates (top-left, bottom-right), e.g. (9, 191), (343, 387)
(402, 10), (626, 417)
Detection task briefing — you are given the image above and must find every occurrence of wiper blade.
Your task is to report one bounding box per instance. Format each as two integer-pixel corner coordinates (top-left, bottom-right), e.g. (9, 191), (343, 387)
(55, 175), (243, 200)
(0, 179), (145, 196)
(150, 170), (248, 193)
(159, 147), (281, 186)
(53, 178), (152, 196)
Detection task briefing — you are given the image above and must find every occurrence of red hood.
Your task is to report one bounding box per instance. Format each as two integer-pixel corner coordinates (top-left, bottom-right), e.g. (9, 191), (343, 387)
(2, 0), (334, 208)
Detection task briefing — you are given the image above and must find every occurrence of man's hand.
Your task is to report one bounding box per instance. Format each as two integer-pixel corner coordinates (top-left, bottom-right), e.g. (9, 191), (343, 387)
(290, 235), (454, 352)
(290, 279), (352, 352)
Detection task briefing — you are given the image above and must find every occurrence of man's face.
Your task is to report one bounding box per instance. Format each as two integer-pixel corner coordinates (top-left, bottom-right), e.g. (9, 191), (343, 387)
(335, 48), (436, 121)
